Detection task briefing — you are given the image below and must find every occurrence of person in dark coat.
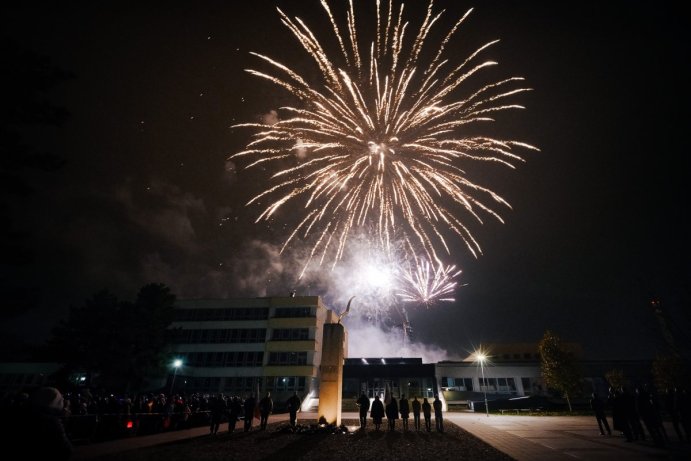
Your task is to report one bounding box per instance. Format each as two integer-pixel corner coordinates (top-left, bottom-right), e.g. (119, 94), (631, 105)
(399, 394), (410, 431)
(370, 394), (385, 430)
(422, 397), (432, 432)
(609, 387), (633, 442)
(6, 387), (73, 461)
(636, 386), (665, 446)
(356, 392), (370, 429)
(590, 392), (611, 436)
(258, 392), (273, 430)
(209, 394), (226, 435)
(243, 394), (256, 432)
(411, 396), (422, 431)
(228, 396), (242, 433)
(665, 387), (685, 442)
(624, 387), (645, 441)
(286, 391), (302, 428)
(433, 395), (444, 432)
(385, 396), (399, 431)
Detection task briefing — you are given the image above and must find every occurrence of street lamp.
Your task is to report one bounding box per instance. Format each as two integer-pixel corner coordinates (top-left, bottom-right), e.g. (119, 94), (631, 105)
(170, 359), (182, 396)
(474, 351), (490, 417)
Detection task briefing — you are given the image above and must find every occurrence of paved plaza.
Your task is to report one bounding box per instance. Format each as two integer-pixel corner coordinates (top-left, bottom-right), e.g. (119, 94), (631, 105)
(73, 411), (691, 460)
(445, 412), (691, 461)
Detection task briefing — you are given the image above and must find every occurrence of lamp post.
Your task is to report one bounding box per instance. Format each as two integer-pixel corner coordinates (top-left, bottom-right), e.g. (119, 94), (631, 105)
(170, 359), (182, 396)
(475, 352), (490, 417)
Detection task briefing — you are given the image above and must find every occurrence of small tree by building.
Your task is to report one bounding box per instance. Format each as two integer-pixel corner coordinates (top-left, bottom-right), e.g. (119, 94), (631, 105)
(538, 330), (580, 412)
(652, 353), (687, 391)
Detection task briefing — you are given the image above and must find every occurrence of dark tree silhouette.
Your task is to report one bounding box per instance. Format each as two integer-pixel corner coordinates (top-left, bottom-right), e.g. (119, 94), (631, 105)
(46, 283), (175, 392)
(0, 36), (71, 318)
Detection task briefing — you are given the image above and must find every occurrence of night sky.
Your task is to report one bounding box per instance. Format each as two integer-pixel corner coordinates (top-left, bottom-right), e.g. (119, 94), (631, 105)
(1, 1), (689, 361)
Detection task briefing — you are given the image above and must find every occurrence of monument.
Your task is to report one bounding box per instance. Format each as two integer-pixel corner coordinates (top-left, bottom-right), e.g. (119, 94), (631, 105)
(317, 297), (352, 426)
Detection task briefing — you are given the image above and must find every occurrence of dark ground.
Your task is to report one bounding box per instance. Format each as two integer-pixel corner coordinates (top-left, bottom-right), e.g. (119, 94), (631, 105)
(92, 418), (515, 461)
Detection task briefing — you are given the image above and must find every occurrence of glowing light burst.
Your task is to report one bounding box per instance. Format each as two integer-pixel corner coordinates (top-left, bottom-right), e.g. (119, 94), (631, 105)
(233, 0), (537, 277)
(398, 259), (462, 305)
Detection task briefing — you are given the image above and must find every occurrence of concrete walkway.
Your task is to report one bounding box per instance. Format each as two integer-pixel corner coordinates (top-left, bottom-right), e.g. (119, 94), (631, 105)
(446, 412), (691, 461)
(73, 411), (691, 460)
(72, 413), (291, 459)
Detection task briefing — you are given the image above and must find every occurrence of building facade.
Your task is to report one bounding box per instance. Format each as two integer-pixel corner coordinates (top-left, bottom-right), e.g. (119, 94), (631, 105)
(169, 296), (338, 406)
(342, 357), (437, 410)
(436, 361), (544, 410)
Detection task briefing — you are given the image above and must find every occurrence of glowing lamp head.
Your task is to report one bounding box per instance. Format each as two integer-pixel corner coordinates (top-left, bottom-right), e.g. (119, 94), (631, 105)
(173, 359), (182, 368)
(475, 352), (487, 363)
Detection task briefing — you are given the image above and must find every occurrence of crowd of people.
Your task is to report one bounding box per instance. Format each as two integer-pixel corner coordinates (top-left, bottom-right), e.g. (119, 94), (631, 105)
(590, 386), (691, 446)
(207, 390), (302, 434)
(4, 382), (689, 459)
(356, 393), (445, 432)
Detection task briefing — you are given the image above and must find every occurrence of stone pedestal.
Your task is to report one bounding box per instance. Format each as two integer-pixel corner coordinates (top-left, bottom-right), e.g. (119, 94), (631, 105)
(318, 323), (346, 426)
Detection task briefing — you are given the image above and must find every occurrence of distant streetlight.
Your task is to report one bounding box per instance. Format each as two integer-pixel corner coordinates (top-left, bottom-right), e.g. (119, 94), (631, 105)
(170, 359), (182, 396)
(474, 351), (490, 417)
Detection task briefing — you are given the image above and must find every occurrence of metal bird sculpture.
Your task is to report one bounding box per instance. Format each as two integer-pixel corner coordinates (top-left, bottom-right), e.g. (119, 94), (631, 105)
(338, 296), (355, 324)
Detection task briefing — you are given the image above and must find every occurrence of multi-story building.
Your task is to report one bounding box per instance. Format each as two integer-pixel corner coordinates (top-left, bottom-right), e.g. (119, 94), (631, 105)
(169, 296), (338, 407)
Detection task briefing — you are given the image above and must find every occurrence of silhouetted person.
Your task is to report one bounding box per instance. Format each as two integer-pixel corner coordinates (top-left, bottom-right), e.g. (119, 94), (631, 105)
(590, 392), (611, 436)
(7, 387), (73, 461)
(399, 394), (410, 431)
(386, 396), (399, 431)
(357, 392), (370, 429)
(625, 387), (645, 441)
(209, 394), (226, 435)
(228, 396), (242, 433)
(636, 386), (665, 447)
(243, 394), (256, 432)
(287, 391), (301, 428)
(411, 396), (421, 431)
(259, 392), (273, 430)
(422, 397), (432, 432)
(665, 387), (685, 442)
(610, 387), (633, 442)
(648, 385), (669, 443)
(433, 395), (444, 432)
(371, 395), (385, 430)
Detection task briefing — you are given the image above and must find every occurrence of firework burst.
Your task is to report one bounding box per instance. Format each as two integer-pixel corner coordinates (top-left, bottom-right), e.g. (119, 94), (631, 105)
(397, 258), (463, 305)
(232, 0), (537, 277)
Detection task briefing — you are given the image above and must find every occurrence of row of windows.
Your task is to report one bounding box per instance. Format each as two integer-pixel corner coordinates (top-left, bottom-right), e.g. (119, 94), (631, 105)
(173, 306), (314, 322)
(265, 376), (307, 392)
(274, 307), (313, 318)
(495, 352), (540, 361)
(174, 308), (269, 321)
(179, 377), (263, 394)
(272, 328), (309, 341)
(441, 377), (474, 391)
(442, 377), (543, 394)
(171, 327), (313, 344)
(224, 377), (262, 393)
(479, 377), (518, 394)
(182, 351), (264, 368)
(170, 328), (267, 344)
(268, 352), (308, 365)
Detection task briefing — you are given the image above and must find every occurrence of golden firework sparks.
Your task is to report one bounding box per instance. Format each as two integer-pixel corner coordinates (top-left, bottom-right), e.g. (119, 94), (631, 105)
(232, 0), (537, 276)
